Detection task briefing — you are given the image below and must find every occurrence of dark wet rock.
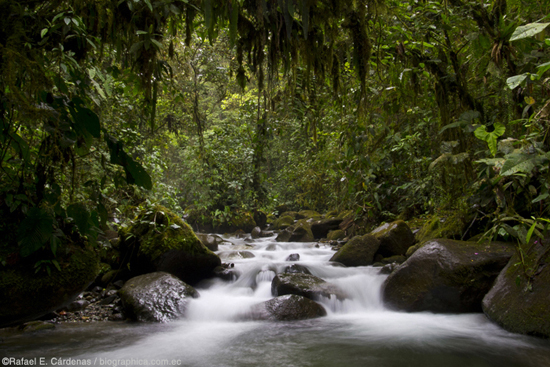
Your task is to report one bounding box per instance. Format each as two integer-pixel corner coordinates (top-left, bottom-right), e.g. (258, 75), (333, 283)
(275, 228), (292, 242)
(196, 233), (225, 251)
(119, 205), (221, 286)
(276, 220), (314, 243)
(380, 255), (406, 265)
(251, 226), (262, 239)
(266, 243), (278, 251)
(371, 220), (416, 258)
(98, 295), (117, 305)
(260, 230), (275, 238)
(66, 300), (89, 312)
(214, 263), (238, 281)
(283, 264), (312, 275)
(119, 272), (199, 322)
(382, 239), (515, 313)
(379, 263), (398, 275)
(272, 273), (347, 300)
(0, 244), (98, 328)
(112, 280), (125, 289)
(286, 253), (300, 261)
(247, 294), (326, 321)
(482, 240), (550, 337)
(311, 218), (343, 239)
(273, 216), (295, 230)
(329, 234), (380, 266)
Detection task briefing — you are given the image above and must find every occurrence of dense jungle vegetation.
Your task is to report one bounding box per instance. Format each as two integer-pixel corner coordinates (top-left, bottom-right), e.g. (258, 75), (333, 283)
(1, 0), (550, 267)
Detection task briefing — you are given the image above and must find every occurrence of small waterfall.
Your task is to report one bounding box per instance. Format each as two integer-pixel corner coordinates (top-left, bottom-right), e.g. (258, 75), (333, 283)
(186, 236), (389, 321)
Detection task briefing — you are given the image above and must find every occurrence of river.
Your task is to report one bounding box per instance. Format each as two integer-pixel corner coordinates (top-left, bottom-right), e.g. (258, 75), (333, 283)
(2, 235), (550, 366)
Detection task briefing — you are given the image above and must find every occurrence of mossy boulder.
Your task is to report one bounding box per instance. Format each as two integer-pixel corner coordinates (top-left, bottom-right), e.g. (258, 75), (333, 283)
(327, 229), (346, 241)
(119, 272), (199, 322)
(415, 212), (467, 244)
(482, 241), (550, 337)
(329, 234), (380, 267)
(246, 294), (327, 321)
(311, 218), (343, 239)
(297, 210), (322, 220)
(280, 211), (299, 219)
(272, 273), (347, 301)
(371, 220), (415, 257)
(382, 239), (515, 313)
(276, 220), (314, 242)
(273, 215), (295, 230)
(0, 244), (99, 328)
(119, 206), (221, 285)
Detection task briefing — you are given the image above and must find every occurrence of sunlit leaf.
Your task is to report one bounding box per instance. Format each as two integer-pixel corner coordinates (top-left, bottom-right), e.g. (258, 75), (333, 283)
(510, 23), (550, 41)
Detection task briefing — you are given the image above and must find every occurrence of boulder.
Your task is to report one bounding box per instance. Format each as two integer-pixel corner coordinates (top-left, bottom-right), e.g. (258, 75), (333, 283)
(286, 253), (300, 261)
(276, 220), (314, 242)
(119, 272), (199, 322)
(296, 210), (322, 220)
(371, 220), (415, 258)
(382, 239), (515, 313)
(196, 233), (224, 251)
(273, 215), (294, 230)
(214, 263), (238, 281)
(273, 215), (295, 230)
(283, 264), (312, 275)
(482, 241), (550, 337)
(119, 206), (221, 285)
(329, 234), (380, 266)
(327, 229), (346, 241)
(260, 230), (275, 238)
(0, 244), (99, 328)
(272, 273), (347, 300)
(251, 226), (262, 239)
(311, 218), (344, 239)
(247, 294), (326, 321)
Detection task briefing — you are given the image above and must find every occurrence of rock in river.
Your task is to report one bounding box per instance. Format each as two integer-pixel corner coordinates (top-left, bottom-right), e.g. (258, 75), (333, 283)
(272, 273), (347, 301)
(119, 272), (199, 322)
(246, 294), (327, 321)
(382, 239), (514, 313)
(482, 240), (550, 337)
(329, 234), (380, 266)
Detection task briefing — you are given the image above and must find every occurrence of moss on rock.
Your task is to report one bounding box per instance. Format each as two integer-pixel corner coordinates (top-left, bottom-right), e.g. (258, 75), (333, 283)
(371, 220), (415, 257)
(415, 211), (467, 244)
(482, 241), (550, 337)
(273, 215), (295, 230)
(120, 205), (220, 285)
(330, 234), (380, 266)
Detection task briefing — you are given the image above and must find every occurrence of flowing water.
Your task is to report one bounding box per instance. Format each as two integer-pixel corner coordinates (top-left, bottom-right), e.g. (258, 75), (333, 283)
(2, 235), (550, 367)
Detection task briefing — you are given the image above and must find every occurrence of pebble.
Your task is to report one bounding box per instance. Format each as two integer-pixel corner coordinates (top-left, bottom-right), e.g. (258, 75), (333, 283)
(52, 283), (127, 324)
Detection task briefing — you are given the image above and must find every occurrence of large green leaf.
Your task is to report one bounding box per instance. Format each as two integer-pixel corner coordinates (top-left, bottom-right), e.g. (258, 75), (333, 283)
(506, 74), (528, 90)
(474, 123), (505, 157)
(18, 207), (54, 257)
(510, 23), (550, 42)
(70, 99), (101, 138)
(105, 133), (153, 190)
(500, 153), (547, 177)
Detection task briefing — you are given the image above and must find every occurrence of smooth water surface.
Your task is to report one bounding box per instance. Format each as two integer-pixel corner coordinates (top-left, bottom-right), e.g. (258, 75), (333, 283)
(2, 235), (550, 366)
